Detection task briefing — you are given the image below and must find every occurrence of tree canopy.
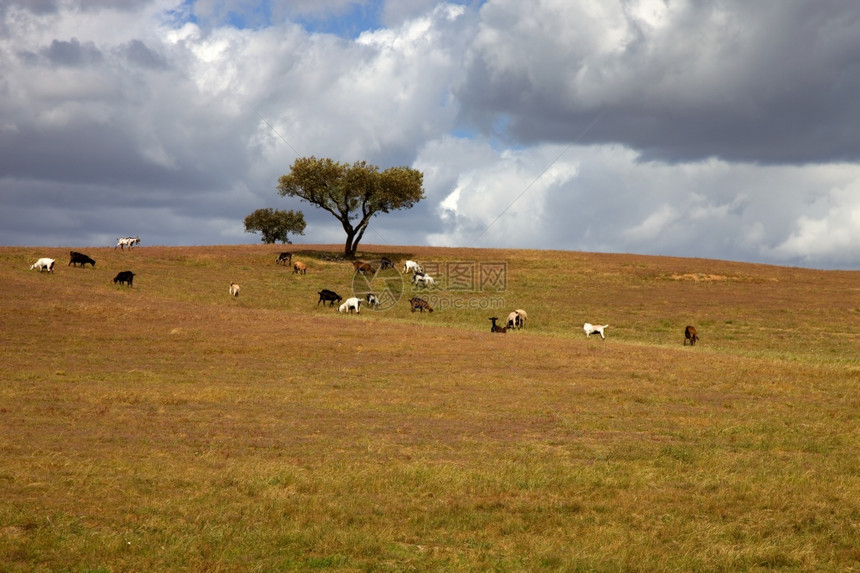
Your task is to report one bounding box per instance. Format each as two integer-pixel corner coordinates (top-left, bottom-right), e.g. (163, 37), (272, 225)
(243, 208), (306, 244)
(276, 156), (425, 258)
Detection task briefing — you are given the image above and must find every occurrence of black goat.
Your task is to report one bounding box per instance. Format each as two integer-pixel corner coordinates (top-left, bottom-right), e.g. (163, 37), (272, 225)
(69, 251), (96, 267)
(113, 271), (135, 287)
(318, 289), (342, 307)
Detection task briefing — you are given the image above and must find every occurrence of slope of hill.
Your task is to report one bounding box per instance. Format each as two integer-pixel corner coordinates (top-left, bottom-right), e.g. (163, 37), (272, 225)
(2, 244), (858, 571)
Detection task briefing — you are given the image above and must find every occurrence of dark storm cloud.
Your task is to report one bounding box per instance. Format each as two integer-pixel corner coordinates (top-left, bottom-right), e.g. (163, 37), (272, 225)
(42, 38), (104, 67)
(119, 39), (168, 70)
(456, 0), (860, 165)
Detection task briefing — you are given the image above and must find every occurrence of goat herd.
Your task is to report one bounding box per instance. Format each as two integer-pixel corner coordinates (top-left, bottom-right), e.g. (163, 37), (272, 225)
(27, 244), (701, 345)
(28, 236), (140, 287)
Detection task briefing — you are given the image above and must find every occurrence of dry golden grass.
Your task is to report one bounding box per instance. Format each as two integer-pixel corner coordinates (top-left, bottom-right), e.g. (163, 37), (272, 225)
(1, 244), (859, 571)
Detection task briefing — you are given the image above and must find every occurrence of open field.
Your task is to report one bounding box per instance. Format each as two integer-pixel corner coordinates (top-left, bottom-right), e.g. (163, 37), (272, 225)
(2, 243), (859, 571)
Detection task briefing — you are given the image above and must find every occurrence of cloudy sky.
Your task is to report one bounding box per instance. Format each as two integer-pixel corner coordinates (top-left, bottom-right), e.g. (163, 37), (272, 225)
(3, 0), (860, 269)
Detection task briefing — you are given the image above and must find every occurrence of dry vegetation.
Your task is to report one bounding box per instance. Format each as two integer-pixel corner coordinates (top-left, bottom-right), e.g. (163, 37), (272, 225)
(1, 244), (859, 572)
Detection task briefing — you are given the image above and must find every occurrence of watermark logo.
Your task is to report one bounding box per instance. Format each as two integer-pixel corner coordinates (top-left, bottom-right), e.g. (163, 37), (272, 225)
(351, 260), (508, 311)
(351, 260), (405, 311)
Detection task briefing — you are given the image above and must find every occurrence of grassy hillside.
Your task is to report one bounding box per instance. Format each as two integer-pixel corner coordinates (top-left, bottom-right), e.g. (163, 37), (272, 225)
(1, 244), (858, 571)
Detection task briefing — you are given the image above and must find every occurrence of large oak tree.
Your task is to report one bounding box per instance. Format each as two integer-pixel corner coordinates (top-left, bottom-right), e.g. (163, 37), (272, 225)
(277, 156), (425, 258)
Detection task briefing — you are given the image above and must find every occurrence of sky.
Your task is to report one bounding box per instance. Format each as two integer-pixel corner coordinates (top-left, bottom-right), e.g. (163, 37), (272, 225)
(2, 0), (860, 269)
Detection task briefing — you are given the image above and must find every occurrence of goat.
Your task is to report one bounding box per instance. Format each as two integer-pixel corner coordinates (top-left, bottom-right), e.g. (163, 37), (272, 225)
(229, 282), (240, 297)
(583, 323), (608, 340)
(338, 297), (361, 314)
(379, 257), (395, 270)
(411, 272), (436, 287)
(68, 251), (95, 267)
(30, 258), (55, 272)
(276, 252), (292, 265)
(489, 317), (507, 333)
(506, 309), (527, 329)
(409, 297), (433, 313)
(113, 270), (135, 287)
(115, 236), (140, 250)
(293, 261), (307, 274)
(352, 261), (375, 275)
(403, 260), (423, 274)
(684, 325), (699, 346)
(366, 293), (380, 307)
(318, 289), (342, 307)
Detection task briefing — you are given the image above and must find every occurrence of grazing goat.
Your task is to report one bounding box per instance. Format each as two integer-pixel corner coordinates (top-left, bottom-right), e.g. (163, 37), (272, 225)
(276, 252), (292, 265)
(68, 251), (96, 267)
(338, 297), (361, 314)
(409, 297), (433, 313)
(113, 270), (135, 287)
(506, 309), (528, 329)
(489, 317), (507, 333)
(30, 258), (55, 272)
(115, 236), (140, 250)
(379, 257), (395, 270)
(583, 323), (608, 339)
(684, 325), (699, 346)
(229, 282), (240, 297)
(365, 293), (380, 307)
(318, 289), (342, 306)
(293, 261), (307, 274)
(412, 272), (436, 287)
(352, 261), (375, 275)
(403, 260), (423, 274)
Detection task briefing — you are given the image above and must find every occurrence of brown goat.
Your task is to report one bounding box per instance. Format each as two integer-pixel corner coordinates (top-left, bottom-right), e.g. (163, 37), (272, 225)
(684, 325), (699, 346)
(293, 261), (307, 274)
(352, 260), (375, 275)
(409, 297), (433, 313)
(489, 317), (507, 333)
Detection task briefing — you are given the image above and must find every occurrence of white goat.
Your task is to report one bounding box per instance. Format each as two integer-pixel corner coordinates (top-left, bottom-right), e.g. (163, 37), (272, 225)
(403, 260), (423, 274)
(365, 293), (380, 307)
(30, 258), (55, 272)
(229, 282), (240, 297)
(338, 297), (361, 314)
(583, 323), (609, 340)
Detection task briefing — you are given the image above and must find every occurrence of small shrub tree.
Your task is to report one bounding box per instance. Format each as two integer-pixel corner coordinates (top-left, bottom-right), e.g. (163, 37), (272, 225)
(243, 208), (306, 244)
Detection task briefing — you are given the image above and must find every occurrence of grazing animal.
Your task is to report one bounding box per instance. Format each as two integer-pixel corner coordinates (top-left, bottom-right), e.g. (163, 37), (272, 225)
(379, 257), (395, 270)
(317, 289), (342, 306)
(506, 309), (528, 329)
(293, 261), (307, 274)
(352, 261), (375, 275)
(403, 260), (423, 274)
(365, 293), (380, 307)
(411, 272), (436, 287)
(409, 297), (433, 313)
(338, 297), (361, 314)
(489, 317), (507, 333)
(583, 323), (608, 340)
(229, 282), (240, 297)
(113, 270), (135, 287)
(68, 251), (95, 267)
(115, 236), (140, 250)
(30, 258), (55, 272)
(276, 252), (292, 265)
(684, 325), (699, 346)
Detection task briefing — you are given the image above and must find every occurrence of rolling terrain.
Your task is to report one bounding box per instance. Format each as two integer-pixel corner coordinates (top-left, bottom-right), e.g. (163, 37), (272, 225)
(1, 244), (859, 571)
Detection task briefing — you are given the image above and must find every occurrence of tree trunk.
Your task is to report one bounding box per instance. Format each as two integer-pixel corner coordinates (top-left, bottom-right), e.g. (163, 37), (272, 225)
(343, 230), (357, 259)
